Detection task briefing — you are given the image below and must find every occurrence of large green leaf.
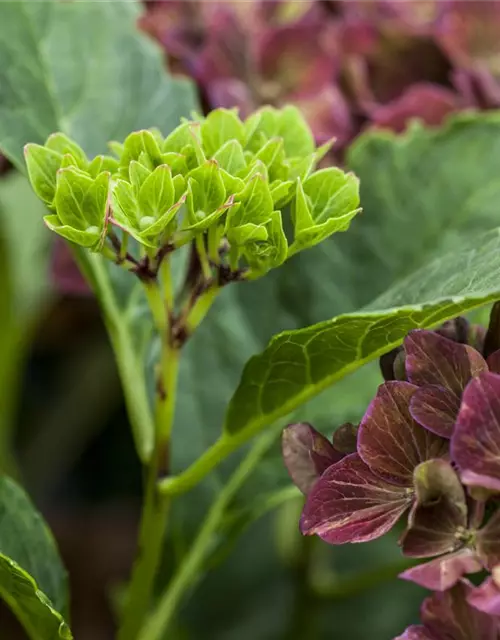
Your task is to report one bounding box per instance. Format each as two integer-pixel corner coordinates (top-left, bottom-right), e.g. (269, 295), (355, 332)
(224, 228), (500, 434)
(0, 0), (199, 462)
(0, 476), (71, 638)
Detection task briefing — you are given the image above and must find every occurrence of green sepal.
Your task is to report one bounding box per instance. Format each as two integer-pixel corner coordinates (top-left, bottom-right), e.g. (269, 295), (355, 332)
(129, 160), (152, 192)
(108, 140), (124, 160)
(54, 168), (109, 232)
(291, 179), (314, 235)
(238, 158), (269, 182)
(277, 105), (315, 158)
(270, 180), (294, 208)
(24, 143), (62, 206)
(44, 214), (100, 248)
(185, 160), (227, 227)
(225, 173), (273, 231)
(173, 174), (187, 201)
(213, 139), (247, 174)
(184, 190), (236, 234)
(111, 179), (141, 229)
(138, 195), (186, 247)
(201, 108), (246, 157)
(289, 168), (361, 256)
(244, 107), (279, 153)
(88, 154), (119, 178)
(161, 152), (188, 176)
(219, 169), (245, 197)
(138, 164), (175, 221)
(243, 211), (288, 277)
(45, 132), (88, 169)
(255, 137), (287, 182)
(120, 130), (163, 177)
(164, 122), (205, 167)
(227, 222), (269, 246)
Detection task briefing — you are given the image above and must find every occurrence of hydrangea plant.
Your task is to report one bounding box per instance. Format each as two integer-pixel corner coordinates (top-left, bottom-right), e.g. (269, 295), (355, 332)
(23, 105), (360, 640)
(283, 305), (500, 637)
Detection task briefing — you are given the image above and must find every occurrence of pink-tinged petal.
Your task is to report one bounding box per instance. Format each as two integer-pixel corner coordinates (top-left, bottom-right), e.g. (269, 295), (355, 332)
(331, 422), (358, 455)
(51, 238), (91, 296)
(422, 581), (499, 640)
(369, 83), (458, 133)
(477, 511), (500, 568)
(206, 79), (255, 115)
(435, 317), (471, 345)
(400, 460), (467, 558)
(436, 1), (500, 72)
(282, 422), (343, 495)
(404, 330), (488, 396)
(387, 1), (452, 36)
(410, 385), (460, 438)
(358, 381), (448, 486)
(300, 453), (411, 544)
(451, 372), (500, 493)
(400, 550), (482, 591)
(453, 66), (500, 110)
(394, 626), (435, 640)
(257, 23), (337, 99)
(467, 569), (500, 616)
(289, 85), (353, 147)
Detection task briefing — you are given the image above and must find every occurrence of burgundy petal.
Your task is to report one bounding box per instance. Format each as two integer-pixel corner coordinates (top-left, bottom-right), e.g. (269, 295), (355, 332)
(451, 372), (500, 493)
(487, 351), (500, 376)
(369, 83), (458, 133)
(421, 581), (499, 640)
(300, 453), (411, 544)
(358, 381), (448, 486)
(399, 550), (482, 591)
(404, 329), (488, 396)
(467, 571), (500, 617)
(282, 422), (343, 495)
(257, 23), (337, 98)
(400, 460), (467, 558)
(410, 385), (460, 438)
(477, 510), (500, 568)
(394, 626), (435, 640)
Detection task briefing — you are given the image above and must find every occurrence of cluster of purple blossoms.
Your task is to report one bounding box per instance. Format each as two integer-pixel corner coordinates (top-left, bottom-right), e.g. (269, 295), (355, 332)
(283, 306), (500, 638)
(141, 0), (500, 157)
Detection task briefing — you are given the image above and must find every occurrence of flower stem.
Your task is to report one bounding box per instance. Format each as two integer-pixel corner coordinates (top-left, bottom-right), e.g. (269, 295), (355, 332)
(118, 260), (179, 640)
(138, 430), (278, 640)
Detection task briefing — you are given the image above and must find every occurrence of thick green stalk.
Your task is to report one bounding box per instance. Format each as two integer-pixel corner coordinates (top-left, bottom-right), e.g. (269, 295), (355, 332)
(138, 429), (278, 640)
(118, 265), (179, 640)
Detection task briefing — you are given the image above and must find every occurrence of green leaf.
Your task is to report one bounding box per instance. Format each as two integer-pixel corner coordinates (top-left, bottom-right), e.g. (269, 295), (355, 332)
(213, 140), (247, 175)
(0, 556), (72, 640)
(224, 228), (500, 433)
(0, 476), (71, 638)
(138, 165), (175, 221)
(54, 167), (107, 237)
(23, 144), (62, 206)
(45, 133), (88, 169)
(277, 105), (315, 158)
(226, 174), (273, 231)
(185, 161), (227, 228)
(254, 138), (287, 182)
(129, 160), (152, 192)
(0, 0), (199, 462)
(120, 130), (163, 176)
(88, 154), (119, 178)
(227, 223), (269, 246)
(201, 108), (246, 157)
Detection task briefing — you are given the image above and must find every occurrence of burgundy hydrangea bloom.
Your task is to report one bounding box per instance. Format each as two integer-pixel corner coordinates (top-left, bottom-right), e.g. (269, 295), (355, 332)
(404, 329), (491, 438)
(396, 580), (500, 640)
(452, 372), (500, 493)
(51, 238), (91, 296)
(300, 381), (447, 544)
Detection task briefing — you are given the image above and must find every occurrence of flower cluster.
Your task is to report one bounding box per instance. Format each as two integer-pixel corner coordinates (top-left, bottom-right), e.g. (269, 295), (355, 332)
(141, 0), (500, 155)
(283, 307), (500, 637)
(24, 107), (359, 281)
